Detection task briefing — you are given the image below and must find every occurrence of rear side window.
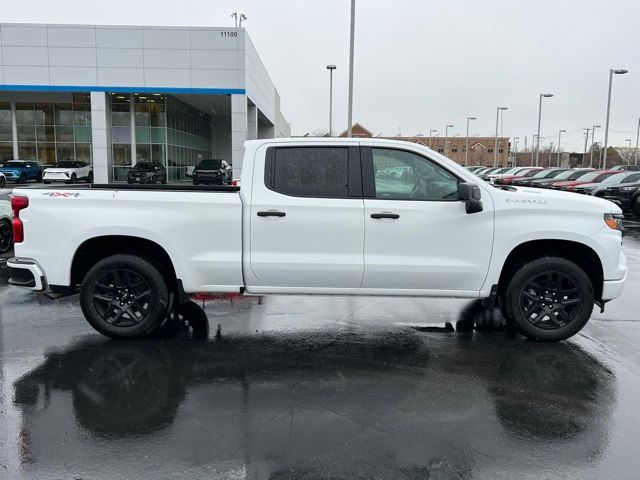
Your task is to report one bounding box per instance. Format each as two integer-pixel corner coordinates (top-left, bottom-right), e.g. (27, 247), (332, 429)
(266, 147), (349, 198)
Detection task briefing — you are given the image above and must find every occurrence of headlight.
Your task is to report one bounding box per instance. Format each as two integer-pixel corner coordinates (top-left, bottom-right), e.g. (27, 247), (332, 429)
(604, 213), (624, 231)
(621, 186), (637, 191)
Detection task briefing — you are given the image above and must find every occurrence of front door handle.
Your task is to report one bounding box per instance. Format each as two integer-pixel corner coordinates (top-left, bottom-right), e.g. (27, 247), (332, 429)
(370, 213), (400, 219)
(257, 210), (286, 217)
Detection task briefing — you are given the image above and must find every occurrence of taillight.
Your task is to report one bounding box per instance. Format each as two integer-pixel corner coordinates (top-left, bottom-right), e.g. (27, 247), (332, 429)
(11, 195), (29, 243)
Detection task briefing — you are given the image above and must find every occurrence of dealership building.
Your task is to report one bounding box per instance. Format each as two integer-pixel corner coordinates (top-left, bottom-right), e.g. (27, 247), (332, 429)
(0, 23), (290, 182)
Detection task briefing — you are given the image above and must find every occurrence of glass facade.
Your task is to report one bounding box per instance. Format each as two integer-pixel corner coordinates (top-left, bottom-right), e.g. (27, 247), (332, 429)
(110, 93), (212, 182)
(4, 93), (93, 165)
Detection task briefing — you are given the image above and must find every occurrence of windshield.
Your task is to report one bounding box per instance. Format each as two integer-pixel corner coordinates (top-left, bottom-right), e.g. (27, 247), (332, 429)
(53, 161), (80, 168)
(198, 159), (223, 170)
(601, 172), (635, 184)
(552, 170), (581, 181)
(576, 171), (606, 182)
(531, 169), (553, 178)
(133, 162), (155, 171)
(567, 170), (595, 180)
(523, 169), (541, 177)
(2, 161), (25, 167)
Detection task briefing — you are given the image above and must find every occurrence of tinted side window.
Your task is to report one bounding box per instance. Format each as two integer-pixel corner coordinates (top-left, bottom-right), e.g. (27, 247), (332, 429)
(269, 147), (349, 198)
(371, 148), (458, 201)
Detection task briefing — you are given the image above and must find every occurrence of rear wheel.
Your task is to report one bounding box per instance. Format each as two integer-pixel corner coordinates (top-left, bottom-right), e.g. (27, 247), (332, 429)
(632, 198), (640, 217)
(36, 172), (43, 183)
(0, 176), (5, 188)
(18, 173), (26, 184)
(503, 257), (594, 342)
(79, 254), (171, 339)
(0, 219), (13, 253)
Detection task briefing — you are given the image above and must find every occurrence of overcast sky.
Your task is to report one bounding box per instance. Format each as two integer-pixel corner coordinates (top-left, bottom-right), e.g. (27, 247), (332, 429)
(4, 0), (640, 151)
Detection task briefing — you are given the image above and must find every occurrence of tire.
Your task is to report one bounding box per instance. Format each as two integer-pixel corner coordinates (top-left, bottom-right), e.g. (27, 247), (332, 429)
(87, 171), (94, 183)
(79, 254), (171, 339)
(66, 173), (77, 185)
(0, 176), (5, 188)
(127, 179), (134, 184)
(503, 257), (594, 342)
(632, 199), (640, 218)
(0, 219), (13, 254)
(18, 173), (26, 184)
(193, 178), (199, 186)
(43, 180), (51, 184)
(36, 172), (43, 183)
(161, 177), (167, 185)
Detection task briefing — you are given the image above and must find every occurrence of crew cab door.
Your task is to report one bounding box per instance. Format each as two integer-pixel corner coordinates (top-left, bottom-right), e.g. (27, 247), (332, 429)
(249, 144), (364, 289)
(361, 146), (493, 293)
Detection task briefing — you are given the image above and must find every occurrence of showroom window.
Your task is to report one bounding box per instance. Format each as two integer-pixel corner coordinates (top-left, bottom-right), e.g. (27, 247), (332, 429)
(0, 103), (13, 160)
(266, 147), (349, 198)
(371, 148), (459, 201)
(14, 94), (92, 166)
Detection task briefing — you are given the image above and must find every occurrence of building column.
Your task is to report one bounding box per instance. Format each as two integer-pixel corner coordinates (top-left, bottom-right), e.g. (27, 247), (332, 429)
(129, 94), (137, 165)
(231, 94), (248, 179)
(10, 102), (18, 159)
(90, 92), (112, 183)
(247, 103), (258, 141)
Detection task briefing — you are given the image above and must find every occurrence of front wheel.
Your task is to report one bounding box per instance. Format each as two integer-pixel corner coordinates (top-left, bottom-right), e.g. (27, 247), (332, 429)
(0, 176), (5, 188)
(66, 173), (77, 184)
(503, 257), (594, 342)
(87, 171), (93, 183)
(79, 254), (171, 339)
(36, 172), (43, 183)
(632, 199), (640, 218)
(18, 173), (26, 184)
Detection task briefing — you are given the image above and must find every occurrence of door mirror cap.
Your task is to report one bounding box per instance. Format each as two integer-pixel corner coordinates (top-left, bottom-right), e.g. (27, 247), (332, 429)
(457, 182), (483, 214)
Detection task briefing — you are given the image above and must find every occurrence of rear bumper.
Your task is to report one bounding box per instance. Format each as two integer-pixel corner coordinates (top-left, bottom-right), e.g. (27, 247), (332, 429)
(6, 257), (46, 291)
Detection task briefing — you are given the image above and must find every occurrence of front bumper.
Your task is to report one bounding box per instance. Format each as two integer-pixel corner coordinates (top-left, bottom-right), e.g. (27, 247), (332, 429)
(601, 250), (627, 301)
(43, 173), (70, 181)
(194, 174), (223, 183)
(6, 257), (46, 291)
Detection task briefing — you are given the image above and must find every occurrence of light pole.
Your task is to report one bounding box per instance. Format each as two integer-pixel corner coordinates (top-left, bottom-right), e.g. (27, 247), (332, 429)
(512, 136), (519, 166)
(535, 93), (554, 166)
(346, 0), (356, 137)
(429, 129), (437, 148)
(531, 134), (537, 164)
(494, 107), (507, 167)
(626, 139), (632, 162)
(465, 116), (476, 166)
(444, 124), (454, 156)
(635, 117), (640, 165)
(326, 65), (336, 136)
(557, 129), (566, 167)
(603, 68), (629, 170)
(590, 125), (601, 167)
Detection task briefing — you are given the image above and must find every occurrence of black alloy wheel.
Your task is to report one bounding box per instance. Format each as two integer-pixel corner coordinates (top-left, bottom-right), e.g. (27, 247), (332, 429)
(80, 254), (171, 338)
(518, 271), (581, 330)
(503, 257), (593, 342)
(91, 269), (153, 327)
(0, 176), (5, 188)
(0, 219), (13, 253)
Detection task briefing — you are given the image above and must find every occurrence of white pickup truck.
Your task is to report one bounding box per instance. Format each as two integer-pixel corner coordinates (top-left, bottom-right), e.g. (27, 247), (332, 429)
(8, 138), (627, 341)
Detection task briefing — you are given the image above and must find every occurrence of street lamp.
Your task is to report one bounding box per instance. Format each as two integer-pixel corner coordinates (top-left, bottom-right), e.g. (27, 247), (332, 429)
(444, 124), (454, 156)
(346, 0), (356, 137)
(465, 116), (476, 166)
(326, 65), (336, 136)
(494, 107), (507, 167)
(557, 129), (566, 167)
(535, 93), (554, 166)
(635, 117), (640, 166)
(531, 134), (537, 164)
(512, 136), (520, 166)
(590, 125), (601, 167)
(603, 68), (629, 170)
(429, 129), (437, 148)
(626, 139), (632, 161)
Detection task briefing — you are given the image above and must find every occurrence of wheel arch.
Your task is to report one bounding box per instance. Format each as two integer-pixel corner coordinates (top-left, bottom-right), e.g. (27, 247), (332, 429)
(497, 239), (604, 301)
(70, 235), (178, 290)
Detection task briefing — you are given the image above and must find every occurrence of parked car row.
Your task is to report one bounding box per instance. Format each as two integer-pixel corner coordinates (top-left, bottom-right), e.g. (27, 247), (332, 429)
(467, 164), (640, 217)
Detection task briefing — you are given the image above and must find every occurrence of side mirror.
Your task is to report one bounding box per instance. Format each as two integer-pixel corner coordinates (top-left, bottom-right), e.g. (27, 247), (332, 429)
(458, 182), (483, 214)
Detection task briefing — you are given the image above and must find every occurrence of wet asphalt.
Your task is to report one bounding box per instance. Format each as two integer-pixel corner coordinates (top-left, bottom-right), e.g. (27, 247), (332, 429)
(0, 222), (640, 479)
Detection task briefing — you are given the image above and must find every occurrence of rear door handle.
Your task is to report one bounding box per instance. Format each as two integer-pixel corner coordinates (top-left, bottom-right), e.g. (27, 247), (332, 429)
(370, 213), (400, 219)
(257, 210), (286, 217)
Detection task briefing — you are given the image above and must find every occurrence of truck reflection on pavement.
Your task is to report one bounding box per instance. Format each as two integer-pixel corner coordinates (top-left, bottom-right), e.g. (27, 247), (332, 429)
(13, 300), (615, 479)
